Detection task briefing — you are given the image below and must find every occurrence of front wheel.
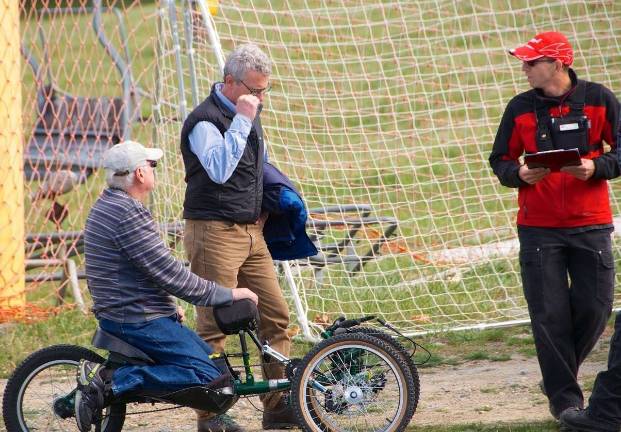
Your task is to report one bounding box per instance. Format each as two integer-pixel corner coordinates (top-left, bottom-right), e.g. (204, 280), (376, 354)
(291, 333), (417, 432)
(2, 344), (126, 432)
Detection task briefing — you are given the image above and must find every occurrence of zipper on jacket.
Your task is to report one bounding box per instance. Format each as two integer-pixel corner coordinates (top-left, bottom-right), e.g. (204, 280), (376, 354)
(561, 173), (566, 214)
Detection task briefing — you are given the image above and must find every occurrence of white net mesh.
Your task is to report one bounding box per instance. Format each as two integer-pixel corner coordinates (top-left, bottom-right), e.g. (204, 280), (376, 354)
(154, 0), (621, 338)
(15, 1), (621, 338)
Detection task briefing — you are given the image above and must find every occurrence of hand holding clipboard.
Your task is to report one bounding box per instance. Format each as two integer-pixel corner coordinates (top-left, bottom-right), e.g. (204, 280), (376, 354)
(524, 148), (581, 172)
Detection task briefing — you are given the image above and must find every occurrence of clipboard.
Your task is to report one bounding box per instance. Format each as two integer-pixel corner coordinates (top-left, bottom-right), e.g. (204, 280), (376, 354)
(524, 148), (581, 172)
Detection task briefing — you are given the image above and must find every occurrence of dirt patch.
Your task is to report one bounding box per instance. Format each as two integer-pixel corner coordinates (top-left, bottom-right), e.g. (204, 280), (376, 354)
(0, 354), (607, 431)
(414, 354), (604, 427)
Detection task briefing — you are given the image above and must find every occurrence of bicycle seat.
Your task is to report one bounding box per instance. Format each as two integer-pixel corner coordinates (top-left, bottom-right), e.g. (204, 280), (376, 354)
(213, 299), (259, 335)
(92, 328), (155, 364)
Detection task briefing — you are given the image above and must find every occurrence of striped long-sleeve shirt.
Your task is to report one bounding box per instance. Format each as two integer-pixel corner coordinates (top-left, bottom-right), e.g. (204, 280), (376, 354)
(84, 188), (233, 323)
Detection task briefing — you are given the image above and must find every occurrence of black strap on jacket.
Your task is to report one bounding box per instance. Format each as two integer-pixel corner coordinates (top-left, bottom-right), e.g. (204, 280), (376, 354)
(533, 81), (592, 154)
(534, 98), (555, 152)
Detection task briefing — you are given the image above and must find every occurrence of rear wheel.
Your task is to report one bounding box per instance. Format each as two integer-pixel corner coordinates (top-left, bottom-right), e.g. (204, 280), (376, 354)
(291, 333), (417, 432)
(2, 344), (126, 432)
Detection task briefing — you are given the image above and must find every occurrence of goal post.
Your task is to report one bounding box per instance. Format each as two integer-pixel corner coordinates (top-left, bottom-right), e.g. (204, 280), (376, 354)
(0, 0), (25, 309)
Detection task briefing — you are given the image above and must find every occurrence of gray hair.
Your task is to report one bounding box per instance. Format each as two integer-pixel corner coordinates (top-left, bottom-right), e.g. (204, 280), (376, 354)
(223, 43), (271, 81)
(105, 169), (135, 191)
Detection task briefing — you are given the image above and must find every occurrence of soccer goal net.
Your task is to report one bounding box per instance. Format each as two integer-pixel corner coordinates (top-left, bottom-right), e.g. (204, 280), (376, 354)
(153, 0), (621, 338)
(14, 1), (621, 337)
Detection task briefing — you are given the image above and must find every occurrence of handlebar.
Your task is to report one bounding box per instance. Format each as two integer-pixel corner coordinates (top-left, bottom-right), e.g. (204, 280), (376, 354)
(325, 315), (376, 332)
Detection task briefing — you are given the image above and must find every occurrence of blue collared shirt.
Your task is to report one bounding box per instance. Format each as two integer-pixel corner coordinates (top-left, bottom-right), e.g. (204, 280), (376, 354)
(188, 83), (268, 184)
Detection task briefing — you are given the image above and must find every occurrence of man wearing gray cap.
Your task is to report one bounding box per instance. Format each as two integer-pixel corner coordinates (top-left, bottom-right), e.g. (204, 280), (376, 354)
(74, 141), (258, 432)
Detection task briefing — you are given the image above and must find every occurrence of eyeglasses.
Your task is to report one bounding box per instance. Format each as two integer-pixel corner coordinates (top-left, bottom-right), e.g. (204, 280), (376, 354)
(524, 58), (557, 67)
(239, 80), (271, 96)
(113, 160), (157, 176)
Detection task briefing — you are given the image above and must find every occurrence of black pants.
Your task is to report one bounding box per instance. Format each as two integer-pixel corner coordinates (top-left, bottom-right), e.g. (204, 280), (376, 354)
(518, 226), (614, 415)
(588, 311), (621, 424)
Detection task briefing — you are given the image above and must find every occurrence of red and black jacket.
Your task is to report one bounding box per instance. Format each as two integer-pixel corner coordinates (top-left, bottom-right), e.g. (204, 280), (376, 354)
(489, 69), (620, 228)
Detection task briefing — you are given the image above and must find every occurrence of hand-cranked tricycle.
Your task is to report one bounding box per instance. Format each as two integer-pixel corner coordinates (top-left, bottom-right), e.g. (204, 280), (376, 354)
(2, 300), (422, 432)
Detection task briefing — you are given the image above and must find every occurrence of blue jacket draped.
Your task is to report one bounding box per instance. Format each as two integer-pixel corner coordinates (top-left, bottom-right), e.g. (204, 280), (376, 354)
(262, 162), (318, 261)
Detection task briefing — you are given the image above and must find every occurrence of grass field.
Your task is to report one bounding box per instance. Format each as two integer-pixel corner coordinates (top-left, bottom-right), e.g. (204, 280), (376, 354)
(0, 308), (614, 431)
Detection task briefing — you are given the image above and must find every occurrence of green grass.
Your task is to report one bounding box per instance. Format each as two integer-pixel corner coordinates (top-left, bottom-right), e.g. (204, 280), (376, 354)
(0, 307), (615, 431)
(0, 305), (560, 378)
(409, 423), (560, 432)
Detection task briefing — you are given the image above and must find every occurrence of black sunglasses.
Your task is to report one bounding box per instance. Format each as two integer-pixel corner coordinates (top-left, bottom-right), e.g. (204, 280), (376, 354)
(113, 160), (157, 176)
(525, 58), (557, 67)
(239, 79), (271, 96)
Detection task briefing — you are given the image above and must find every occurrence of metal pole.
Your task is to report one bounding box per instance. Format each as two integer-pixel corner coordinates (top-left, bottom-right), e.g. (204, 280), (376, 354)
(281, 261), (319, 342)
(0, 0), (25, 308)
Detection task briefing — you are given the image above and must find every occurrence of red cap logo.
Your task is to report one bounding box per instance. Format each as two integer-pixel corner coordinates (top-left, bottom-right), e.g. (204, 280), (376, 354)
(509, 31), (574, 66)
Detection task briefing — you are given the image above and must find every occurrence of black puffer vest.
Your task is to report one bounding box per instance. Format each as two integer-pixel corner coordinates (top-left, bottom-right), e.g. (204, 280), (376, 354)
(180, 84), (264, 223)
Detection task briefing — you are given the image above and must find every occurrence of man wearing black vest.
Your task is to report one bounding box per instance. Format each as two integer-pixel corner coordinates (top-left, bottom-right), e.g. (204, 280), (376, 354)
(180, 44), (296, 432)
(489, 31), (620, 421)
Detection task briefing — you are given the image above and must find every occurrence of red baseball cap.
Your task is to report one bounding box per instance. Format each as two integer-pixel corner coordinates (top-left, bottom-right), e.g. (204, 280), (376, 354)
(509, 31), (574, 66)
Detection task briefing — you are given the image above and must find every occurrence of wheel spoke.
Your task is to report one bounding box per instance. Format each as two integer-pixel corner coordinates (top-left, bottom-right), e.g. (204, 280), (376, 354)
(295, 336), (414, 432)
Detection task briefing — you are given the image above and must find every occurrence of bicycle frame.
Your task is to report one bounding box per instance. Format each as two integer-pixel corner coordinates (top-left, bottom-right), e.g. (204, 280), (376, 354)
(230, 328), (291, 395)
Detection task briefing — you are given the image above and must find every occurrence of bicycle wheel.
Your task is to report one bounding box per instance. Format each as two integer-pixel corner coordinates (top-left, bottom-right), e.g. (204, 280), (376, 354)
(343, 327), (420, 411)
(291, 333), (417, 432)
(3, 344), (126, 432)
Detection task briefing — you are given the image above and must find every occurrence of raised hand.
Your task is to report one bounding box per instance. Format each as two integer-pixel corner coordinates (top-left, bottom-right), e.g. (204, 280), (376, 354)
(236, 94), (260, 121)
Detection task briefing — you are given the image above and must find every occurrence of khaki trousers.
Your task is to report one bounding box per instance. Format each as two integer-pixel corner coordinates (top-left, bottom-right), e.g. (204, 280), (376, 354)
(184, 219), (291, 415)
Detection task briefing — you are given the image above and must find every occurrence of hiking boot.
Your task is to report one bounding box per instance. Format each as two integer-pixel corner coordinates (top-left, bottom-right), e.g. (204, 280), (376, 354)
(262, 397), (301, 430)
(197, 414), (245, 432)
(74, 360), (106, 432)
(560, 407), (620, 432)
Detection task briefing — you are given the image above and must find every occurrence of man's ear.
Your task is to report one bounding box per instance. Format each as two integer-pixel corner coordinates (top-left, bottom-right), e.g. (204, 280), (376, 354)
(135, 167), (146, 184)
(223, 74), (235, 87)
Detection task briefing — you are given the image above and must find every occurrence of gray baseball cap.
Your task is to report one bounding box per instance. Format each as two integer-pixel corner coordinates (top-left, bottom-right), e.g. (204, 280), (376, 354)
(104, 141), (163, 176)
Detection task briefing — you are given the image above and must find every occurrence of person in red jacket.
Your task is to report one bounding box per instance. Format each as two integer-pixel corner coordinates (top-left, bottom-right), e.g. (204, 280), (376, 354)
(489, 31), (620, 421)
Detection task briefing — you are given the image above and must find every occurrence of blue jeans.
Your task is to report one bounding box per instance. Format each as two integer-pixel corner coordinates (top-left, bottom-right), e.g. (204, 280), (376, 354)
(99, 315), (222, 396)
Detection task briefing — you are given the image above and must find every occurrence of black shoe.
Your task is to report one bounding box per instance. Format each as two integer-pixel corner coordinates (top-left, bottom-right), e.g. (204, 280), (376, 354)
(262, 398), (301, 430)
(75, 360), (106, 432)
(560, 407), (620, 432)
(551, 403), (583, 421)
(197, 414), (245, 432)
